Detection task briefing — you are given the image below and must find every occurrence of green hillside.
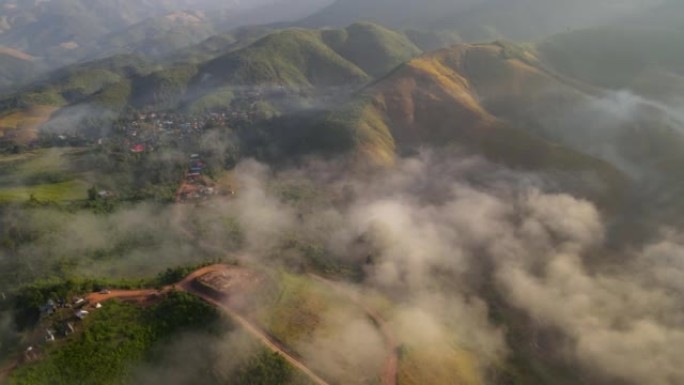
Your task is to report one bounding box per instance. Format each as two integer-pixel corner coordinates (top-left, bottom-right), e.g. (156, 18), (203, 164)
(200, 29), (371, 88)
(322, 22), (422, 78)
(538, 27), (684, 89)
(0, 49), (38, 92)
(329, 44), (628, 207)
(300, 0), (656, 41)
(0, 22), (424, 132)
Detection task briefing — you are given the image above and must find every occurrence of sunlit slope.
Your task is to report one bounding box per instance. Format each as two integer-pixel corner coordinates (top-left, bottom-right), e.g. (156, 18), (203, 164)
(350, 45), (618, 165)
(0, 106), (57, 146)
(200, 23), (421, 89)
(2, 23), (423, 123)
(338, 44), (627, 206)
(200, 29), (370, 89)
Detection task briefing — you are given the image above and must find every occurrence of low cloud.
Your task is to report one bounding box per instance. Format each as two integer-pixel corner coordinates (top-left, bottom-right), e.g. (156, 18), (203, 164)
(2, 149), (683, 384)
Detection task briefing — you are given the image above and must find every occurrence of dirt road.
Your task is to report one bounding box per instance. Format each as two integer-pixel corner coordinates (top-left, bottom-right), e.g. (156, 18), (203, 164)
(311, 275), (399, 385)
(86, 289), (166, 304)
(10, 265), (395, 385)
(89, 265), (332, 385)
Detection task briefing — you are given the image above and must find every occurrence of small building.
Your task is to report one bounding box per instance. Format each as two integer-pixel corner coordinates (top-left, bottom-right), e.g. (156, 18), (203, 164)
(45, 329), (55, 343)
(98, 190), (113, 199)
(25, 346), (37, 360)
(75, 310), (89, 320)
(131, 144), (145, 153)
(64, 322), (75, 336)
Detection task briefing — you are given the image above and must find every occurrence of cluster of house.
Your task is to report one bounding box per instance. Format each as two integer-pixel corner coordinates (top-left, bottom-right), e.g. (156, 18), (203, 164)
(36, 295), (106, 345)
(177, 154), (216, 202)
(112, 110), (252, 155)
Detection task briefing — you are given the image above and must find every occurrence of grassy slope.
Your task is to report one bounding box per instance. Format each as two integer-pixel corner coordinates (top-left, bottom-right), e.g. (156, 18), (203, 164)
(0, 106), (58, 146)
(322, 22), (422, 78)
(342, 44), (627, 206)
(537, 27), (684, 89)
(399, 345), (481, 385)
(252, 271), (487, 385)
(1, 23), (422, 128)
(201, 29), (371, 88)
(537, 27), (684, 227)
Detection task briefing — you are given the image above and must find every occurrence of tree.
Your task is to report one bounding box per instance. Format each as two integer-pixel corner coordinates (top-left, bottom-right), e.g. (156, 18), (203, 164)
(88, 186), (98, 201)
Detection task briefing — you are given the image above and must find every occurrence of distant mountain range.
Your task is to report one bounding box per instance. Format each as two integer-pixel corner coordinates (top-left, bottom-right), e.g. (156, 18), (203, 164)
(2, 1), (684, 383)
(300, 0), (662, 40)
(0, 0), (332, 91)
(2, 0), (684, 223)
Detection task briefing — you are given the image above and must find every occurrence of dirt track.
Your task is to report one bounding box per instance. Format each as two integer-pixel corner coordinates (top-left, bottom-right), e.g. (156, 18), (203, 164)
(86, 289), (166, 305)
(88, 265), (332, 385)
(9, 265), (397, 385)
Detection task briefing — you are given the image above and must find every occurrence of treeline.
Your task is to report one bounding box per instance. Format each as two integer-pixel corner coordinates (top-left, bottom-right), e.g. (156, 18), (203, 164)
(10, 261), (227, 331)
(9, 290), (313, 385)
(10, 292), (224, 385)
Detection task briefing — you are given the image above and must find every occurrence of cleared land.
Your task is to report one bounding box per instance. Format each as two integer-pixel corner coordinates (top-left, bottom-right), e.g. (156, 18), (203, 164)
(0, 106), (57, 146)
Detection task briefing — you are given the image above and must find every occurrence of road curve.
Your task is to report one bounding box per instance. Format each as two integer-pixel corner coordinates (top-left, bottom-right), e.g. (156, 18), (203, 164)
(180, 287), (331, 385)
(89, 265), (332, 385)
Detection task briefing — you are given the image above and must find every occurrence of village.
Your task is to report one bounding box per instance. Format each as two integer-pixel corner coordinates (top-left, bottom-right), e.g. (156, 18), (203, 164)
(22, 292), (110, 363)
(111, 109), (246, 155)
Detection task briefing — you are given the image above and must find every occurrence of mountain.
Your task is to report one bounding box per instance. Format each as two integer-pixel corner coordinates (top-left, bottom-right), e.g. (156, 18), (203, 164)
(431, 0), (660, 41)
(299, 0), (483, 29)
(327, 44), (628, 201)
(0, 0), (333, 92)
(621, 0), (684, 31)
(0, 47), (37, 91)
(0, 22), (422, 136)
(4, 20), (684, 214)
(301, 0), (660, 41)
(538, 27), (684, 92)
(198, 22), (420, 89)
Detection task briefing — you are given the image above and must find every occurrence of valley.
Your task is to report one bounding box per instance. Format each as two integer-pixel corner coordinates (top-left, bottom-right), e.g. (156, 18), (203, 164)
(1, 1), (683, 385)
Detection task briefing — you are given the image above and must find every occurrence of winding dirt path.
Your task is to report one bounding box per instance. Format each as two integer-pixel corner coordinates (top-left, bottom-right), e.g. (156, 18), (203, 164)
(310, 275), (399, 385)
(87, 265), (331, 385)
(9, 265), (397, 385)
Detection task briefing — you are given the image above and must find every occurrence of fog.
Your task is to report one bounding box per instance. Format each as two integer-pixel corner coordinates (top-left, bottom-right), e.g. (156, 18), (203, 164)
(3, 148), (682, 384)
(1, 0), (684, 383)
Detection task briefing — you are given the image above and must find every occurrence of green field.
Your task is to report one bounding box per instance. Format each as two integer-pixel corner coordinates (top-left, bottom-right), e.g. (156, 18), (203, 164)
(0, 149), (90, 203)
